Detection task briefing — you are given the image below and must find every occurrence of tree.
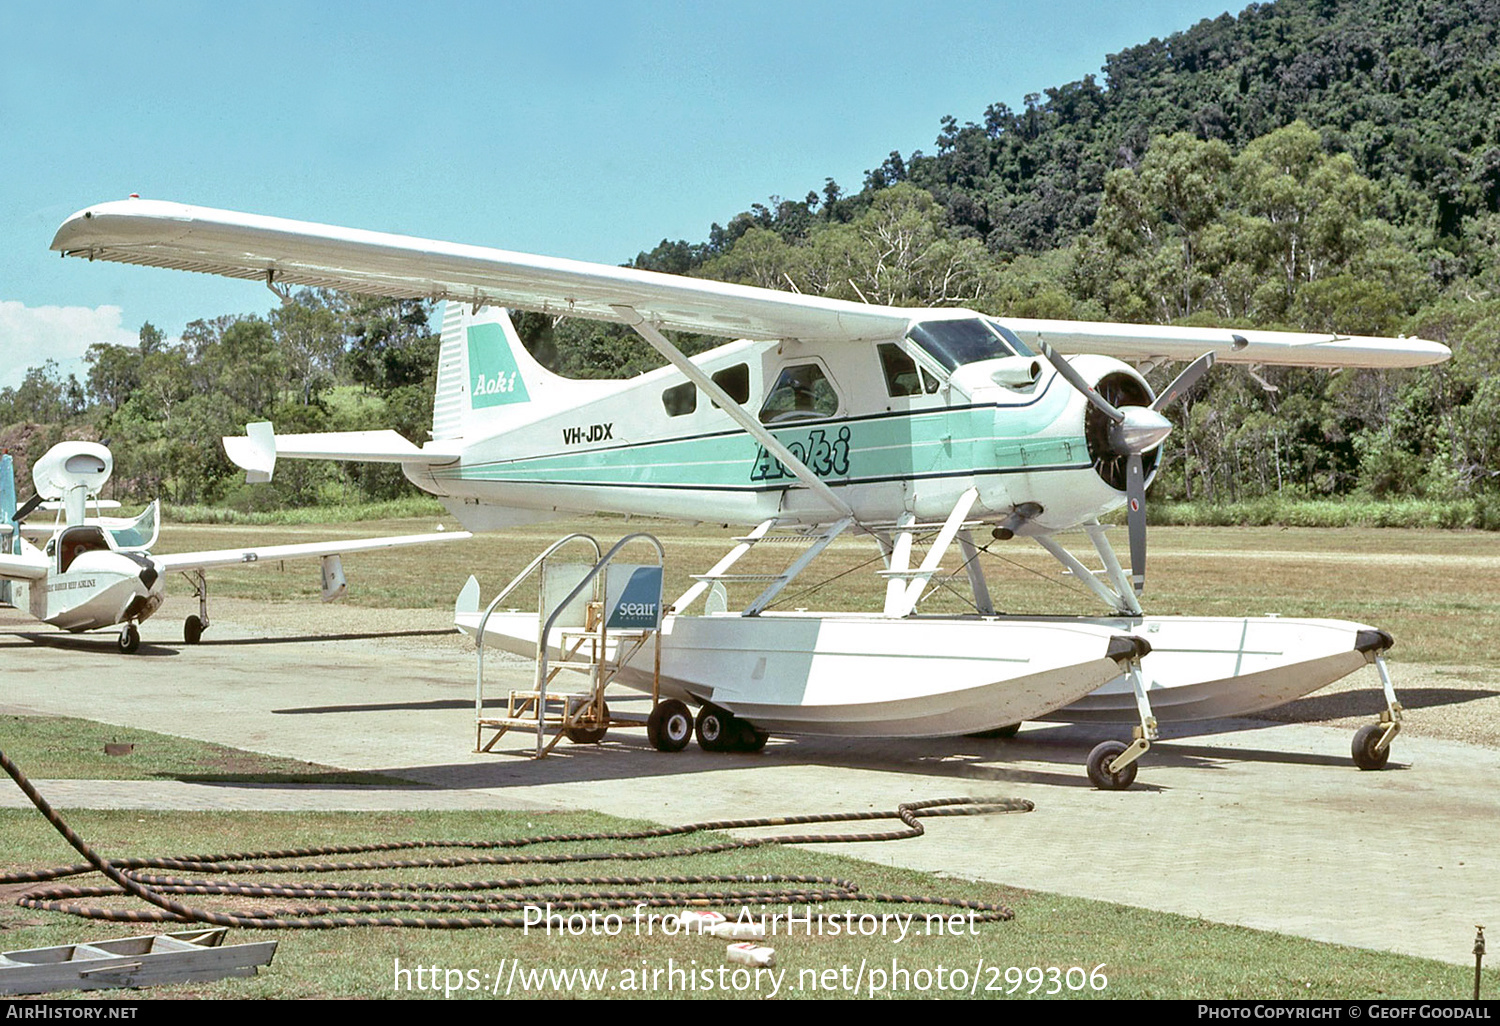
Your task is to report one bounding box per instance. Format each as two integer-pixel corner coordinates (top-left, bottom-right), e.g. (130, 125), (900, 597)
(271, 290), (344, 405)
(85, 342), (141, 413)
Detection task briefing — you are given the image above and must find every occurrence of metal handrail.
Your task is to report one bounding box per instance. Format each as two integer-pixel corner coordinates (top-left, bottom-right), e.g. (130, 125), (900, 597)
(474, 533), (602, 747)
(532, 532), (665, 757)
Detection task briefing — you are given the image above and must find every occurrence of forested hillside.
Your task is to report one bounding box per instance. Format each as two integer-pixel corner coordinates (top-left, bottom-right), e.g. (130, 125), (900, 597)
(5, 0), (1498, 522)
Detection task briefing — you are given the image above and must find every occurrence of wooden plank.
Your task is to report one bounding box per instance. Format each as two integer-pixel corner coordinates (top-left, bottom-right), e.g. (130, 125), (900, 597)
(0, 929), (275, 996)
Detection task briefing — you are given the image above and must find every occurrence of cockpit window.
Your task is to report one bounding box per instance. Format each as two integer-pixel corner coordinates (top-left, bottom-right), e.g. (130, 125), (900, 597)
(988, 320), (1035, 358)
(759, 363), (839, 424)
(906, 317), (1035, 371)
(878, 343), (938, 397)
(58, 526), (109, 573)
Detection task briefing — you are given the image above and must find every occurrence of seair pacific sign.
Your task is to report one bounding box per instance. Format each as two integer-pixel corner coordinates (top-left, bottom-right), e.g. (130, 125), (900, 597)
(605, 565), (664, 630)
(466, 323), (531, 408)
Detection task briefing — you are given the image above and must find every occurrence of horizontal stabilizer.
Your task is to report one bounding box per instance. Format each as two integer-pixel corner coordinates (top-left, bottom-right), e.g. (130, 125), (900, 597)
(223, 422), (460, 482)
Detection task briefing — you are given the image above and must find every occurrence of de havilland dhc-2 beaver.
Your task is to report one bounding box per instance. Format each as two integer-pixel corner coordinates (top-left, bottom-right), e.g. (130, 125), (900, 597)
(47, 197), (1450, 786)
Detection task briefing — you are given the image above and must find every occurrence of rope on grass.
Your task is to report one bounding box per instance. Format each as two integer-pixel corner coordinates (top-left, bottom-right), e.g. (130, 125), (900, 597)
(1, 746), (1030, 930)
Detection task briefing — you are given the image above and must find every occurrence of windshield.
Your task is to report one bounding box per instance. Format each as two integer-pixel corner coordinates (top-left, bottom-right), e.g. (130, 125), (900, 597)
(988, 320), (1035, 358)
(905, 317), (1035, 371)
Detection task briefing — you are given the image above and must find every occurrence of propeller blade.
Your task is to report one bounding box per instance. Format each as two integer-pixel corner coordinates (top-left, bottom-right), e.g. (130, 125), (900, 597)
(1126, 453), (1147, 595)
(1153, 351), (1216, 412)
(12, 493), (42, 524)
(1038, 340), (1124, 424)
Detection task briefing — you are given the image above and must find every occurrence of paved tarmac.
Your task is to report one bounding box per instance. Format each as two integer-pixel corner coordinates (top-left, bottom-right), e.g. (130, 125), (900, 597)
(1, 603), (1495, 967)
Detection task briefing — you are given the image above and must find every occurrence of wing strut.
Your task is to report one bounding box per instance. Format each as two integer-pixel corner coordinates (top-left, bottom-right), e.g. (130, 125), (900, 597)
(614, 306), (860, 523)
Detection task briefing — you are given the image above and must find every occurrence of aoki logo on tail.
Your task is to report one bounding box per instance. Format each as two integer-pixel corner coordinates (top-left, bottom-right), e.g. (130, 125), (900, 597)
(476, 370), (520, 396)
(466, 323), (532, 408)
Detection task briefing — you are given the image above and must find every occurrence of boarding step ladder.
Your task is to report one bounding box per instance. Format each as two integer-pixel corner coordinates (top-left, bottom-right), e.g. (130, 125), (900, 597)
(474, 532), (664, 758)
(674, 516), (853, 616)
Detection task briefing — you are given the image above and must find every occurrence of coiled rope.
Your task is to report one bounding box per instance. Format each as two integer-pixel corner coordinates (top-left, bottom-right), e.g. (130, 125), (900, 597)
(2, 747), (1032, 930)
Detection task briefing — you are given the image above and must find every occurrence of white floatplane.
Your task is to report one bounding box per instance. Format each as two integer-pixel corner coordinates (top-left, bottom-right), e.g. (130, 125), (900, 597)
(49, 198), (1449, 783)
(0, 440), (470, 652)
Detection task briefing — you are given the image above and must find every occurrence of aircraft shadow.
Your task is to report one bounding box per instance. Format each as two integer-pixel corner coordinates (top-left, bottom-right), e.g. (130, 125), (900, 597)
(346, 710), (1401, 794)
(346, 729), (1190, 793)
(275, 699), (474, 714)
(0, 632), (179, 657)
(158, 773), (435, 790)
(1262, 686), (1500, 721)
(197, 628), (457, 647)
(0, 625), (453, 655)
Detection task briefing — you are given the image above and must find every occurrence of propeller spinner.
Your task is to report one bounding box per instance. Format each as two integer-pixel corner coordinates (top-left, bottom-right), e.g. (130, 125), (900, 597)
(1039, 342), (1214, 594)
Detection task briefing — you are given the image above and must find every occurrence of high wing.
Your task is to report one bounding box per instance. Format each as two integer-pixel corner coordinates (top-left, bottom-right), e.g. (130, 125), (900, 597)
(150, 530), (471, 573)
(51, 199), (908, 344)
(52, 198), (1450, 369)
(1004, 317), (1446, 370)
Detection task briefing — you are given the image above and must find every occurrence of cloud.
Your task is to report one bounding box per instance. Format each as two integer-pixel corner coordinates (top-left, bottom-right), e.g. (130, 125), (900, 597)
(0, 301), (139, 390)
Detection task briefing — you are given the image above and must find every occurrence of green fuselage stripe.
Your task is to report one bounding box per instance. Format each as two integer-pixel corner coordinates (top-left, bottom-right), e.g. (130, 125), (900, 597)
(432, 397), (1089, 492)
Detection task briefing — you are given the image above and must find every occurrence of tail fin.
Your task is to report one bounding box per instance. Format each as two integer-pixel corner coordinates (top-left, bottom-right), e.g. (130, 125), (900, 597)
(1, 454), (14, 603)
(1, 453), (16, 555)
(432, 304), (594, 441)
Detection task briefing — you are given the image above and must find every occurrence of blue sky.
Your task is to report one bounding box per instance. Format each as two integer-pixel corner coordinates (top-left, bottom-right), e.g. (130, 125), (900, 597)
(0, 0), (1238, 389)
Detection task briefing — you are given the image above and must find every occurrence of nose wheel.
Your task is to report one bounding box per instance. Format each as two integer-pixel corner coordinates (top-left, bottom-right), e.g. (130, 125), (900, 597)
(1352, 723), (1392, 770)
(1083, 645), (1155, 790)
(116, 623), (140, 654)
(1352, 653), (1401, 771)
(1086, 740), (1139, 790)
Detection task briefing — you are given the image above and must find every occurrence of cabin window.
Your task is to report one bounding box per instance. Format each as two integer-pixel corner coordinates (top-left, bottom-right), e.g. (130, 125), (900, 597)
(878, 343), (938, 397)
(906, 317), (1034, 371)
(662, 381), (696, 417)
(759, 363), (839, 423)
(711, 364), (750, 405)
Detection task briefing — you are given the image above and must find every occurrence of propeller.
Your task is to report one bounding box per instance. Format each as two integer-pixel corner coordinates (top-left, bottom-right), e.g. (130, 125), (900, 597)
(1039, 342), (1215, 595)
(1152, 351), (1215, 413)
(12, 493), (43, 525)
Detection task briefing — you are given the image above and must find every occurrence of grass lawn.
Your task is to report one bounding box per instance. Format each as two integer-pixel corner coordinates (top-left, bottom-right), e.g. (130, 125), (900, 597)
(0, 715), (410, 785)
(0, 803), (1473, 1000)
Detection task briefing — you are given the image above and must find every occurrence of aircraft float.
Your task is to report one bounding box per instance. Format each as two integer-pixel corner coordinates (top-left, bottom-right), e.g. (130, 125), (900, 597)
(0, 440), (469, 652)
(49, 198), (1449, 785)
